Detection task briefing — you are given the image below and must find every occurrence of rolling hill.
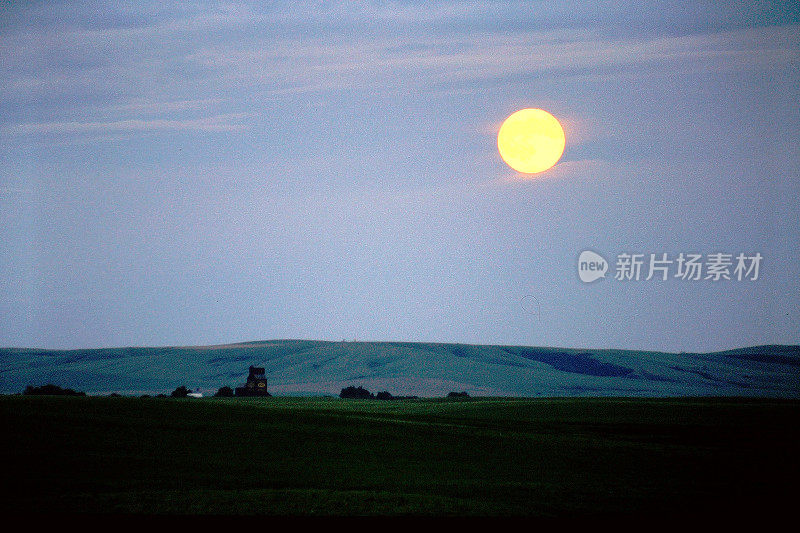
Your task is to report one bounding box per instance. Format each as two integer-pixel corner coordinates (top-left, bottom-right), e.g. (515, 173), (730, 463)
(1, 340), (798, 397)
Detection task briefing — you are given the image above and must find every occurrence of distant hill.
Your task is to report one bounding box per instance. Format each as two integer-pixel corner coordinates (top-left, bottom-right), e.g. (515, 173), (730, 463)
(1, 340), (798, 397)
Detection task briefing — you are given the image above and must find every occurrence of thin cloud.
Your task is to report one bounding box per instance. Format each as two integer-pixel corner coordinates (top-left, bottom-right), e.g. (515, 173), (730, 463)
(2, 5), (797, 132)
(102, 98), (226, 114)
(189, 25), (800, 95)
(487, 159), (611, 186)
(5, 112), (251, 135)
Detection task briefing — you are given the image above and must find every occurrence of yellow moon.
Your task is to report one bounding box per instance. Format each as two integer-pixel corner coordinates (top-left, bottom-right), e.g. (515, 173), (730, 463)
(497, 108), (565, 174)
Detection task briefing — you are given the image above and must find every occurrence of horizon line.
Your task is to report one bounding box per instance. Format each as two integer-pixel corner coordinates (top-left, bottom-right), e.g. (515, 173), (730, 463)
(1, 338), (798, 356)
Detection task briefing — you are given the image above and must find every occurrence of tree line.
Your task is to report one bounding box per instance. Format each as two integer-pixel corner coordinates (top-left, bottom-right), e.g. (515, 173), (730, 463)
(15, 383), (471, 399)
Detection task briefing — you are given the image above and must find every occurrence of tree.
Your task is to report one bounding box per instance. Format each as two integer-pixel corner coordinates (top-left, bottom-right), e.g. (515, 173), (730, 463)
(340, 386), (374, 399)
(23, 384), (85, 396)
(171, 385), (191, 398)
(375, 391), (394, 400)
(447, 391), (470, 399)
(215, 386), (234, 397)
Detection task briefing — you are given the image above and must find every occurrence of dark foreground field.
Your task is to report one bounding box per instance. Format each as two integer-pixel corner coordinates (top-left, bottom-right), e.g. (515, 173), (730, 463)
(1, 396), (798, 517)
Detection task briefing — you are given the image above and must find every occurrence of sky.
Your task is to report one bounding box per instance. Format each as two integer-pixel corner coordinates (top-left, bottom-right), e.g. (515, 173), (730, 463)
(1, 1), (799, 352)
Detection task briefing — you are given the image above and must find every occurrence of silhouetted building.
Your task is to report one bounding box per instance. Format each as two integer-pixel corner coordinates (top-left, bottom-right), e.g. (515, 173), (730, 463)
(235, 366), (270, 397)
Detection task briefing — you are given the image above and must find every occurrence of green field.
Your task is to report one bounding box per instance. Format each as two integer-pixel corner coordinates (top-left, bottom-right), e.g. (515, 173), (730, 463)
(1, 396), (798, 516)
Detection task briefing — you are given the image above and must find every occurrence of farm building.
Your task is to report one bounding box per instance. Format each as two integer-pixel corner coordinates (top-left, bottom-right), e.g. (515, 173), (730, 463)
(235, 366), (270, 397)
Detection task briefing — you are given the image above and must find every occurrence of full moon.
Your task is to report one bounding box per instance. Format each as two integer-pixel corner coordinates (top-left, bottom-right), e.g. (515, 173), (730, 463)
(497, 108), (566, 174)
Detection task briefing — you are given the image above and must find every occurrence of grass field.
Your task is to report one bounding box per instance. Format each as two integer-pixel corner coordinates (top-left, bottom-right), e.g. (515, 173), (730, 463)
(1, 396), (798, 516)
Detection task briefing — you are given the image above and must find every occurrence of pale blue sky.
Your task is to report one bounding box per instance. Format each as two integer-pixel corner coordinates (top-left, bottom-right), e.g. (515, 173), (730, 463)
(1, 1), (799, 351)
